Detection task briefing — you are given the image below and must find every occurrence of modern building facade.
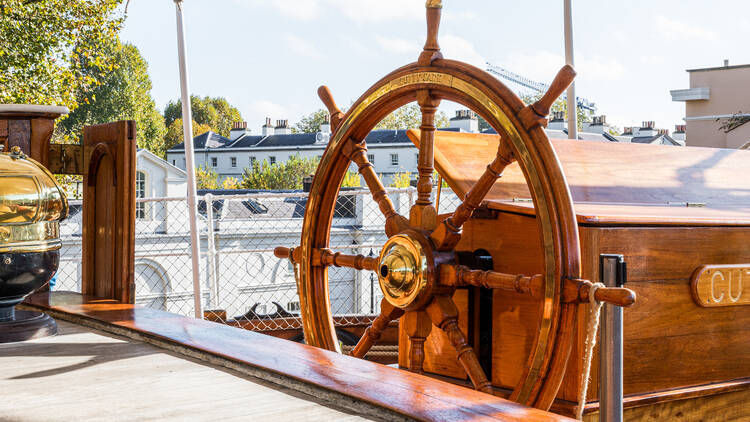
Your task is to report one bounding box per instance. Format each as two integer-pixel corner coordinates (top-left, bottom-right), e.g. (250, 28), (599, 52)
(671, 60), (750, 148)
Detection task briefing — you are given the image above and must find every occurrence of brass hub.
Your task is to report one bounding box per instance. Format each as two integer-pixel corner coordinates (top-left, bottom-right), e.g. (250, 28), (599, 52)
(377, 232), (433, 309)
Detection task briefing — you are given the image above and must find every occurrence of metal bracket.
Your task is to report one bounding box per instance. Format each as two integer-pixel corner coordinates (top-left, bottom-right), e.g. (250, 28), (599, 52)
(599, 254), (626, 422)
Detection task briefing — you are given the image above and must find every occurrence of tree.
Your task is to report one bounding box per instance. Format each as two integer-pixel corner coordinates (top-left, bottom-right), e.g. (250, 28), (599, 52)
(164, 118), (213, 153)
(164, 96), (242, 138)
(294, 109), (329, 133)
(195, 165), (219, 189)
(241, 155), (319, 190)
(375, 104), (449, 130)
(221, 177), (240, 189)
(389, 172), (412, 188)
(58, 40), (166, 155)
(0, 0), (124, 111)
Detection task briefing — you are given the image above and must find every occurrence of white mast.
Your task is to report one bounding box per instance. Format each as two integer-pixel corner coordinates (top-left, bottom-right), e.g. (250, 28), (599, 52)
(174, 0), (203, 319)
(563, 0), (577, 139)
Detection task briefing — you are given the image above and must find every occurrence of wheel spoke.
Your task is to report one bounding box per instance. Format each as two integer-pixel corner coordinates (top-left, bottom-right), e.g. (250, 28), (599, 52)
(351, 298), (404, 358)
(425, 295), (493, 394)
(439, 263), (637, 307)
(440, 264), (543, 298)
(409, 91), (441, 231)
(403, 310), (432, 374)
(274, 246), (378, 272)
(317, 85), (345, 130)
(343, 138), (408, 237)
(430, 138), (515, 250)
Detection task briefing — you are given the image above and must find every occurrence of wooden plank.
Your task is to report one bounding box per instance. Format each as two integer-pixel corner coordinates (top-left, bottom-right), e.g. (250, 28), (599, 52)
(22, 291), (574, 422)
(0, 321), (372, 422)
(420, 130), (750, 226)
(48, 144), (84, 174)
(82, 121), (136, 303)
(8, 119), (30, 152)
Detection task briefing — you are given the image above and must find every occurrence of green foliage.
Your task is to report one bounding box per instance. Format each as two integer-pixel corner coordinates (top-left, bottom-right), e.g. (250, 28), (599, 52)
(195, 165), (219, 190)
(241, 155), (319, 190)
(374, 104), (449, 130)
(164, 96), (242, 138)
(0, 0), (125, 110)
(164, 118), (213, 152)
(388, 172), (412, 188)
(294, 109), (330, 133)
(341, 171), (361, 188)
(58, 40), (166, 155)
(221, 177), (240, 189)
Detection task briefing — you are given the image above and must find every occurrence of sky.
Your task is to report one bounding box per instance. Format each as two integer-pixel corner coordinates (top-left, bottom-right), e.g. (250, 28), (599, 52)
(120, 0), (750, 134)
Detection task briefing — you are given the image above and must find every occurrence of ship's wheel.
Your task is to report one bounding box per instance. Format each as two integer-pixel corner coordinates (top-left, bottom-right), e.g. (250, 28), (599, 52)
(275, 0), (635, 410)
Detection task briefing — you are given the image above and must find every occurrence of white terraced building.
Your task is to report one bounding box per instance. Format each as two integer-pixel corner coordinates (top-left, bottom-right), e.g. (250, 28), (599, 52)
(166, 110), (648, 184)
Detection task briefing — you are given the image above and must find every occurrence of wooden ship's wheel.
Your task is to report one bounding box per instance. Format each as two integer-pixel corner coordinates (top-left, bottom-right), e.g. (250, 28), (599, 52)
(276, 0), (635, 410)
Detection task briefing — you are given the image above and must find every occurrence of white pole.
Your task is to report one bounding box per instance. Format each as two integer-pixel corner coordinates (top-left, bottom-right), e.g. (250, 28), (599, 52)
(563, 0), (577, 139)
(174, 0), (203, 319)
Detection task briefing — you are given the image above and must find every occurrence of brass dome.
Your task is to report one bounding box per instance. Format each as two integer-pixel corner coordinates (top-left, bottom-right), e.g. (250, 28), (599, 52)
(0, 146), (68, 253)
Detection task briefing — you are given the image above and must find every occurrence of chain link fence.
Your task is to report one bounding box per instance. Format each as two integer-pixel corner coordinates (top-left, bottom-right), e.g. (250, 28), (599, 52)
(55, 186), (462, 335)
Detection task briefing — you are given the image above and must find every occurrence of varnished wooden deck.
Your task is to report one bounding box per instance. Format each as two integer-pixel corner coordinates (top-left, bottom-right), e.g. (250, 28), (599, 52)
(0, 321), (374, 422)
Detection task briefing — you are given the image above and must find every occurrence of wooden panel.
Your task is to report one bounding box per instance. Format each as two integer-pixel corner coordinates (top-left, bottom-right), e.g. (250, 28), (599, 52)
(613, 388), (750, 422)
(426, 130), (750, 206)
(48, 144), (84, 174)
(561, 226), (750, 400)
(455, 212), (545, 391)
(0, 119), (7, 149)
(398, 289), (470, 379)
(30, 117), (53, 167)
(8, 119), (30, 152)
(23, 291), (574, 422)
(422, 130), (750, 226)
(82, 121), (136, 303)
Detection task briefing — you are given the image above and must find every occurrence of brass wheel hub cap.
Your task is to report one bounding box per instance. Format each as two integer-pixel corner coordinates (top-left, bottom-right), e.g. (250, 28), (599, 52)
(377, 233), (431, 309)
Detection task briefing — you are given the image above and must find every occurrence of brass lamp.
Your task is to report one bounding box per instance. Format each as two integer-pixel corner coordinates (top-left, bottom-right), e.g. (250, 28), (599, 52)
(0, 145), (68, 342)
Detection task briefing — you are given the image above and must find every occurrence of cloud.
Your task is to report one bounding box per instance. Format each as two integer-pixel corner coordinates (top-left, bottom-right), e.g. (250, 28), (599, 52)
(248, 100), (292, 121)
(283, 33), (325, 60)
(504, 51), (625, 84)
(324, 0), (422, 23)
(236, 0), (319, 20)
(441, 34), (485, 68)
(376, 36), (420, 55)
(655, 15), (718, 41)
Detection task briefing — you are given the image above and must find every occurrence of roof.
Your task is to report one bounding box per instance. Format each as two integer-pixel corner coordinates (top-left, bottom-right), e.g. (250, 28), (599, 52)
(136, 148), (187, 176)
(168, 129), (416, 152)
(687, 63), (750, 73)
(630, 134), (681, 146)
(169, 131), (232, 151)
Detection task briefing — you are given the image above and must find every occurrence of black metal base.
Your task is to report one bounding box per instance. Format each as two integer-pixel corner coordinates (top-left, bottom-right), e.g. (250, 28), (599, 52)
(0, 309), (57, 343)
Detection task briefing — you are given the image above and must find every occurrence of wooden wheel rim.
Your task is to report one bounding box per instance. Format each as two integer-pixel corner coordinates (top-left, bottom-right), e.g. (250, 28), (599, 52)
(298, 59), (581, 409)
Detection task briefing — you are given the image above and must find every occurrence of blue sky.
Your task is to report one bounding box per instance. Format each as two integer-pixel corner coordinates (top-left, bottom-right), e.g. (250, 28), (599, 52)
(121, 0), (750, 134)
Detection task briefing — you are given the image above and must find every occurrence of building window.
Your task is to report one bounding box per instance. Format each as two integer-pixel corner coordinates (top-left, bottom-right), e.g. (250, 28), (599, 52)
(390, 153), (399, 166)
(368, 154), (375, 164)
(250, 156), (256, 167)
(269, 156), (276, 165)
(172, 160), (176, 166)
(182, 158), (186, 167)
(230, 157), (237, 168)
(211, 157), (217, 167)
(135, 171), (148, 220)
(287, 301), (301, 312)
(415, 153), (419, 163)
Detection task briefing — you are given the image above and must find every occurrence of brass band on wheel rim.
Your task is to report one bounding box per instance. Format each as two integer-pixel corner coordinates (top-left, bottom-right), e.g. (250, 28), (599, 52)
(298, 59), (581, 408)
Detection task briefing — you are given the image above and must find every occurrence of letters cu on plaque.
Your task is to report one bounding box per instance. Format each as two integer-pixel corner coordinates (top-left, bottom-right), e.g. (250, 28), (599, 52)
(690, 265), (750, 307)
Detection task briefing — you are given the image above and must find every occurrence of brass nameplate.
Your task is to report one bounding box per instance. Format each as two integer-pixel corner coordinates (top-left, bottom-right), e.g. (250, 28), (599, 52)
(691, 265), (750, 307)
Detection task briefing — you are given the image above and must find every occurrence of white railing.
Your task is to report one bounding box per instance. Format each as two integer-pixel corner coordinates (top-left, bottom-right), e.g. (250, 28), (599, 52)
(55, 187), (461, 331)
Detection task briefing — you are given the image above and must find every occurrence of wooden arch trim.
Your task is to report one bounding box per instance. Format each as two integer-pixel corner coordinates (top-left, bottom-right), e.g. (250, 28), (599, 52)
(81, 121), (137, 304)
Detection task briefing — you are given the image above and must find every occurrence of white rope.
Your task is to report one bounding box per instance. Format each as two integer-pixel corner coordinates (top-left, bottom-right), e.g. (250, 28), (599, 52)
(575, 282), (605, 420)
